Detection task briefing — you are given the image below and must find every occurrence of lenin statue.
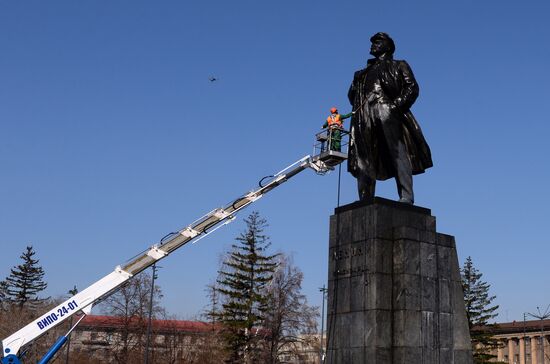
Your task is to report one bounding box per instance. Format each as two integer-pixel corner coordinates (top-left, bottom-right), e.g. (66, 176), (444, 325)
(347, 32), (433, 204)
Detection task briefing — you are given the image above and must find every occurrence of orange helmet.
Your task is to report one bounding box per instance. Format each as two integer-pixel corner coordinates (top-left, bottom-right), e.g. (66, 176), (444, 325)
(330, 107), (338, 114)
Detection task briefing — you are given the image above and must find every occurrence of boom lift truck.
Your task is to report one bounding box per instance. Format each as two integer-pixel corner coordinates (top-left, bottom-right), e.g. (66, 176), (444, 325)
(1, 129), (349, 364)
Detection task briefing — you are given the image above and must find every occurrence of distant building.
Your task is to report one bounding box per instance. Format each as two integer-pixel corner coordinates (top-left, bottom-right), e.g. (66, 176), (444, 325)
(68, 315), (219, 363)
(67, 315), (321, 363)
(277, 333), (322, 364)
(67, 315), (550, 363)
(474, 319), (550, 363)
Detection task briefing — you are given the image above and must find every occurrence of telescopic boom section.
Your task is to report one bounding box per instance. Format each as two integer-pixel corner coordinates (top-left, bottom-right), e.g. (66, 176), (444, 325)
(2, 154), (339, 362)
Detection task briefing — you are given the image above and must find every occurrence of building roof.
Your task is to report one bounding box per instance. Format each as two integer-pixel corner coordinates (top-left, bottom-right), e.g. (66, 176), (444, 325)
(474, 319), (550, 335)
(78, 315), (217, 334)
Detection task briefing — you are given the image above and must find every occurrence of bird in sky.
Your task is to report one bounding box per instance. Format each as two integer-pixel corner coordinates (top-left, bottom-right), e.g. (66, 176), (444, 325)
(208, 76), (218, 82)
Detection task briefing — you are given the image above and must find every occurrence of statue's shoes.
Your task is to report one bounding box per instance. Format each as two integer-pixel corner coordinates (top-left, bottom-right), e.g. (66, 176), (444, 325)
(398, 198), (413, 205)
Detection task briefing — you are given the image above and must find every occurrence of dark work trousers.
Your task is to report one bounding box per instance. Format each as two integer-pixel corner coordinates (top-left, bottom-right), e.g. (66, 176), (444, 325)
(328, 127), (342, 151)
(357, 96), (414, 203)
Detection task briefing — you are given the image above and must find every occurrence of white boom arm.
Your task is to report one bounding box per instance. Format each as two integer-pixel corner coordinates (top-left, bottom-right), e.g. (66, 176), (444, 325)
(2, 154), (334, 359)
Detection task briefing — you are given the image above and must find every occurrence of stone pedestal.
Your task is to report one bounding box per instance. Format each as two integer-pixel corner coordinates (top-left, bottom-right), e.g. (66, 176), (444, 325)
(325, 197), (473, 364)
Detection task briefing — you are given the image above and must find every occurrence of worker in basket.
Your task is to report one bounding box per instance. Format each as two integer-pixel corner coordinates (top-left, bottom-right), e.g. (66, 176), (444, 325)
(323, 107), (352, 152)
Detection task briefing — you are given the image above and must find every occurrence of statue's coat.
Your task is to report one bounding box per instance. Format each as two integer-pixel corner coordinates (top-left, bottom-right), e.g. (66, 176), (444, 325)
(347, 57), (433, 181)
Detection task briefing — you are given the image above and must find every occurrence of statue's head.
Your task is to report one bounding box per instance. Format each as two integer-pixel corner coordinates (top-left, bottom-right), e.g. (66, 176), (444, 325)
(370, 32), (395, 57)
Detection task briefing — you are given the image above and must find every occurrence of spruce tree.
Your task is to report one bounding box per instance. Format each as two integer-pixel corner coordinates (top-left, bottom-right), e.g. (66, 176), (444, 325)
(214, 211), (278, 364)
(461, 256), (501, 364)
(0, 280), (7, 305)
(5, 246), (48, 308)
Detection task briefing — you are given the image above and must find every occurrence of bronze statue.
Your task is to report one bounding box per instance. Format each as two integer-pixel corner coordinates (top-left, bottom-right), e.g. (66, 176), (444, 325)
(347, 32), (433, 204)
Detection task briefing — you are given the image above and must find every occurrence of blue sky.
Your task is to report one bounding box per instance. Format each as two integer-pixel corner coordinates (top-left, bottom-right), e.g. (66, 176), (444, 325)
(1, 0), (549, 324)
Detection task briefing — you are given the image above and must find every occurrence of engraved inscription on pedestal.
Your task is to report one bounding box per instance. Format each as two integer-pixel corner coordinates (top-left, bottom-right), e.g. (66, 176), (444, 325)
(331, 244), (368, 277)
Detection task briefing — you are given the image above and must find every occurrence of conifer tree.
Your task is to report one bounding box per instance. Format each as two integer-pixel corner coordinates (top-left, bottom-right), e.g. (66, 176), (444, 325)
(5, 246), (48, 308)
(204, 282), (221, 324)
(214, 211), (279, 364)
(461, 256), (501, 364)
(0, 280), (8, 306)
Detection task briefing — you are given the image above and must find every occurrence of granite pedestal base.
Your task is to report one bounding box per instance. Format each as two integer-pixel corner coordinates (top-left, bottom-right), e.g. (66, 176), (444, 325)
(325, 197), (473, 364)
